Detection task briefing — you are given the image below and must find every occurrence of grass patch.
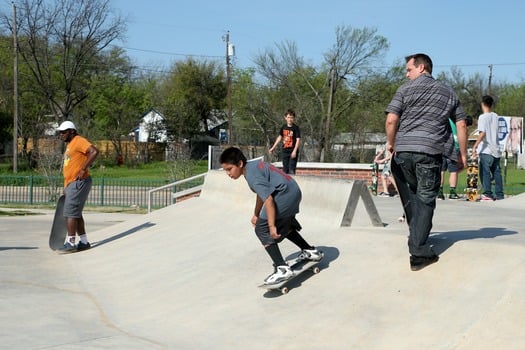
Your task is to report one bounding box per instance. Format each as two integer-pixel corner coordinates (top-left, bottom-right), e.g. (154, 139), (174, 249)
(0, 209), (43, 216)
(0, 160), (209, 180)
(442, 160), (525, 196)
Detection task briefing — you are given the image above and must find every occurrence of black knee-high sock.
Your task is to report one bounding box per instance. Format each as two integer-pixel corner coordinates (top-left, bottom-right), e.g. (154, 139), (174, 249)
(265, 244), (286, 266)
(286, 231), (313, 250)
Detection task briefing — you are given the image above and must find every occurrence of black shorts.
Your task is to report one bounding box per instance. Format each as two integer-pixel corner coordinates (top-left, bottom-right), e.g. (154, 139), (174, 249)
(254, 216), (302, 246)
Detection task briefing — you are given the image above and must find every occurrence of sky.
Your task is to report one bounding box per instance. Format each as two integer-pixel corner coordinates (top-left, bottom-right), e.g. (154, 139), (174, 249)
(1, 0), (522, 84)
(109, 0), (525, 84)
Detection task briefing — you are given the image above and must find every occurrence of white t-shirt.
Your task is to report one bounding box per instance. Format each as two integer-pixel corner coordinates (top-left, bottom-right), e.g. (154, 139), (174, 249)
(477, 112), (502, 157)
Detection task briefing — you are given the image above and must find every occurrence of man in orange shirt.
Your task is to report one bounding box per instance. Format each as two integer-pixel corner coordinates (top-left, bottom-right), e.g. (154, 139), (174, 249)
(57, 121), (99, 252)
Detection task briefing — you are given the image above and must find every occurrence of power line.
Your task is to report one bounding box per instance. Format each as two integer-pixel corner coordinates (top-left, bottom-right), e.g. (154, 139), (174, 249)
(435, 62), (525, 68)
(121, 46), (222, 59)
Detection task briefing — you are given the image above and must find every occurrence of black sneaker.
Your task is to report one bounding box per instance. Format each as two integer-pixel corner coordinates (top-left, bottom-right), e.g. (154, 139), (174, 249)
(410, 255), (439, 271)
(77, 241), (91, 251)
(58, 242), (77, 253)
(437, 191), (445, 200)
(449, 192), (460, 199)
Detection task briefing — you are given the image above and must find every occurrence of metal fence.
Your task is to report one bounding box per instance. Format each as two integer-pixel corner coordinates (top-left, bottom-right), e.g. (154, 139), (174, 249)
(0, 174), (206, 210)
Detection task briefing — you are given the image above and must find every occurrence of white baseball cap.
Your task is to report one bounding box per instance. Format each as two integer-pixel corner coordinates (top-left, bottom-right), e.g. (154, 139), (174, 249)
(57, 121), (76, 131)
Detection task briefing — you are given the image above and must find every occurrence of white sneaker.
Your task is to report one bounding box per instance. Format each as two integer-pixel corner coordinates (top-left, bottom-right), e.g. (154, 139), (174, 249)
(264, 265), (293, 285)
(299, 248), (324, 262)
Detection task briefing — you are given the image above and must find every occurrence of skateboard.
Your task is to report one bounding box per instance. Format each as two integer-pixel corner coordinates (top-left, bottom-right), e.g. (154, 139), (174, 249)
(258, 254), (323, 294)
(466, 159), (479, 201)
(369, 162), (379, 195)
(49, 195), (67, 251)
(390, 157), (411, 225)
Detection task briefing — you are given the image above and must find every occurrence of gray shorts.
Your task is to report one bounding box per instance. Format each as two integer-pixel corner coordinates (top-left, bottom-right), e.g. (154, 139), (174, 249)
(441, 157), (459, 172)
(254, 216), (302, 246)
(63, 177), (92, 218)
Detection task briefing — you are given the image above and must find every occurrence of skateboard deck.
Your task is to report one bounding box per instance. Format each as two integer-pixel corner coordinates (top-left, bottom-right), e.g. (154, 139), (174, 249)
(466, 159), (479, 201)
(369, 162), (379, 195)
(390, 157), (411, 225)
(258, 254), (323, 294)
(49, 195), (67, 251)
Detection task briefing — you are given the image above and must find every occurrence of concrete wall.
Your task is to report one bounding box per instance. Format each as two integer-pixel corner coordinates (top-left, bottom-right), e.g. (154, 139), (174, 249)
(201, 170), (382, 228)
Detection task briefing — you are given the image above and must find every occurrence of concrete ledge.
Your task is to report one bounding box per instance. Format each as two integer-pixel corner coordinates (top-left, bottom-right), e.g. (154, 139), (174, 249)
(172, 185), (203, 200)
(201, 170), (382, 227)
(295, 176), (382, 227)
(273, 161), (373, 170)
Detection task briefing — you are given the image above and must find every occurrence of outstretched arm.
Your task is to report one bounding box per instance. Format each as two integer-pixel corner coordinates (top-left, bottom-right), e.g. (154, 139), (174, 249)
(385, 112), (400, 154)
(471, 131), (486, 160)
(455, 119), (468, 170)
(269, 135), (282, 154)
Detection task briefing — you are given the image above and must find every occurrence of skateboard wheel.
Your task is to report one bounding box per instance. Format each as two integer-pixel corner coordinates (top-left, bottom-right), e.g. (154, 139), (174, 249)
(312, 267), (320, 274)
(280, 287), (289, 294)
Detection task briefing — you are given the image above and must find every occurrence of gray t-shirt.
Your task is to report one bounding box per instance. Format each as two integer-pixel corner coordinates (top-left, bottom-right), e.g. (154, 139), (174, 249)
(244, 161), (301, 219)
(385, 74), (466, 160)
(477, 112), (502, 158)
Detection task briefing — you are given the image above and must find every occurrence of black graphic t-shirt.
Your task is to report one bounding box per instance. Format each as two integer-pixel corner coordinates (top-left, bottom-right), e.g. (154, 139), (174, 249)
(280, 124), (301, 150)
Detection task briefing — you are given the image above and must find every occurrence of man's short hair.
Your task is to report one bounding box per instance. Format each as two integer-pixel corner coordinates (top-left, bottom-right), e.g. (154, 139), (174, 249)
(405, 53), (433, 74)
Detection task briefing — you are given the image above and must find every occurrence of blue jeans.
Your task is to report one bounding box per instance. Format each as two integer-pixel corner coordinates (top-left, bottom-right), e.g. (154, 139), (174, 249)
(394, 152), (441, 257)
(479, 153), (504, 199)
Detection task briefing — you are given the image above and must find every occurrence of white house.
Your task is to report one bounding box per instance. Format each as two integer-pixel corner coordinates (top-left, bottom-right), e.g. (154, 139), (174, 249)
(131, 109), (167, 143)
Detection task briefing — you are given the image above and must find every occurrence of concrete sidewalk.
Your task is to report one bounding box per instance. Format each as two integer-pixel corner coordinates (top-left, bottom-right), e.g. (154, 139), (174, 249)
(1, 174), (524, 349)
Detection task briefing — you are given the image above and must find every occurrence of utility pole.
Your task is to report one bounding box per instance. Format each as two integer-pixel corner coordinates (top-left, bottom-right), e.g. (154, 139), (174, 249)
(12, 3), (18, 173)
(488, 64), (493, 95)
(322, 66), (337, 162)
(224, 31), (234, 144)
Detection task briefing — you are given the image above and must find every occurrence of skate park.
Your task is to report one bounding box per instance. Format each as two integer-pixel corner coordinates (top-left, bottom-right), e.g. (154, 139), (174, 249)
(1, 170), (525, 349)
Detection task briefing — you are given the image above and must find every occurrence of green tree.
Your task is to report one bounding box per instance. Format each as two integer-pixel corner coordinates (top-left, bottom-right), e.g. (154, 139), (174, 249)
(159, 58), (226, 141)
(0, 35), (51, 169)
(495, 84), (525, 117)
(337, 67), (405, 162)
(230, 67), (274, 147)
(436, 67), (505, 126)
(84, 47), (155, 163)
(0, 36), (15, 158)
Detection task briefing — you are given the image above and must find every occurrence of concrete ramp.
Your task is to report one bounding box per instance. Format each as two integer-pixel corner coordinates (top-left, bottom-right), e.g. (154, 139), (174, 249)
(2, 174), (525, 349)
(202, 170), (382, 227)
(54, 195), (525, 349)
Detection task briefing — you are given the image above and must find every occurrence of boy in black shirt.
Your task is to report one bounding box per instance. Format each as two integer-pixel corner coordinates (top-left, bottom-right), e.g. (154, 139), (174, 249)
(269, 109), (301, 174)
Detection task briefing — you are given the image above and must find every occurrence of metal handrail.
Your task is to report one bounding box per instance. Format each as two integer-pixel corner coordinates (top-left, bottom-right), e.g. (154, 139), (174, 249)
(147, 172), (207, 213)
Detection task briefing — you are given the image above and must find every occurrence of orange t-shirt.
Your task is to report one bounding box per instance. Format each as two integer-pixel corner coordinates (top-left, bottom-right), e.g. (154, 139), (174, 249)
(63, 135), (93, 187)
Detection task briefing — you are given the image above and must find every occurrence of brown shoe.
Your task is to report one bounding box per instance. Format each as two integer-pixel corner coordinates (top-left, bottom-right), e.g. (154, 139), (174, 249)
(410, 255), (439, 271)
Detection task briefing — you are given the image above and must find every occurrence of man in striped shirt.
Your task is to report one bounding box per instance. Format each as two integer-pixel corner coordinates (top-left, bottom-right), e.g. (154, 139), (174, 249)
(385, 53), (468, 271)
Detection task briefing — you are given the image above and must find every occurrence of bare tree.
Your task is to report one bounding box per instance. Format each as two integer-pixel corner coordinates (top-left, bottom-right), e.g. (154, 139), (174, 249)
(321, 26), (389, 160)
(2, 0), (126, 122)
(254, 25), (389, 161)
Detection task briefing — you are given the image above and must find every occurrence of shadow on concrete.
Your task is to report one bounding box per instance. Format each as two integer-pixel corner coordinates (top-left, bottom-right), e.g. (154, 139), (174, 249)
(93, 222), (156, 248)
(430, 227), (518, 255)
(262, 246), (340, 298)
(0, 246), (38, 251)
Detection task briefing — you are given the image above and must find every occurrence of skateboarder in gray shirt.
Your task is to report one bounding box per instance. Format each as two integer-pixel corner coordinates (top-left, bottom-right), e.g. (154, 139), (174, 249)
(220, 147), (322, 285)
